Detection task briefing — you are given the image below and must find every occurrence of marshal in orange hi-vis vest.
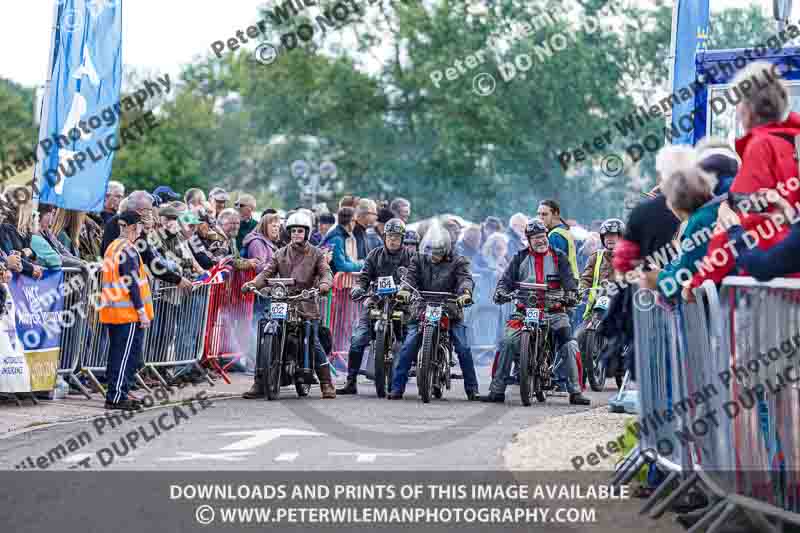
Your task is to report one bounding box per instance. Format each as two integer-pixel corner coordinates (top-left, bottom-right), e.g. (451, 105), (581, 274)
(100, 238), (154, 324)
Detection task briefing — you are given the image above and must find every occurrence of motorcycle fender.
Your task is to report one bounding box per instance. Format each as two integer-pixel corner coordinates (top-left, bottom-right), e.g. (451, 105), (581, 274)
(265, 321), (280, 336)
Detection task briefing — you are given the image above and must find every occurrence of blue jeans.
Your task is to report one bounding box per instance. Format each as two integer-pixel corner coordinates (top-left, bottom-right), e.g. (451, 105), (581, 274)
(391, 321), (479, 395)
(346, 309), (371, 378)
(299, 319), (329, 369)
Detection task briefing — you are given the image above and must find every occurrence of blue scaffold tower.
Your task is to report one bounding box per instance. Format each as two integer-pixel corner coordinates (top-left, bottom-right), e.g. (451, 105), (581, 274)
(669, 0), (798, 148)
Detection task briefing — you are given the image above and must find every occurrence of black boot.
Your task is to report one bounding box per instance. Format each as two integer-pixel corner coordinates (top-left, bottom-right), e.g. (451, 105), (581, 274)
(480, 392), (505, 403)
(336, 375), (358, 395)
(569, 393), (591, 406)
(242, 372), (265, 399)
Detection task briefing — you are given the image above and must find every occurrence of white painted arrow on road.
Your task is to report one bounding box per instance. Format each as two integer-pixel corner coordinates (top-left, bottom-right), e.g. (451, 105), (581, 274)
(159, 452), (253, 462)
(328, 452), (416, 463)
(221, 429), (326, 451)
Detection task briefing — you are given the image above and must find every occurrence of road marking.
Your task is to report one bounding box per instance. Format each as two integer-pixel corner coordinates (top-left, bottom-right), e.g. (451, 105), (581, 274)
(159, 452), (253, 462)
(274, 452), (299, 463)
(220, 428), (325, 451)
(328, 452), (416, 463)
(63, 453), (93, 463)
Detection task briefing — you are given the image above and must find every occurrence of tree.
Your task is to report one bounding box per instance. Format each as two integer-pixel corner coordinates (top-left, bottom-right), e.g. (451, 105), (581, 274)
(0, 78), (36, 168)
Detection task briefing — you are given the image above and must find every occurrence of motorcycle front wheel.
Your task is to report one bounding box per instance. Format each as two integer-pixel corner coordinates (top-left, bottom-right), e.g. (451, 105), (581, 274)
(588, 332), (608, 392)
(418, 326), (436, 404)
(535, 333), (548, 403)
(373, 323), (389, 398)
(259, 331), (282, 401)
(519, 330), (535, 406)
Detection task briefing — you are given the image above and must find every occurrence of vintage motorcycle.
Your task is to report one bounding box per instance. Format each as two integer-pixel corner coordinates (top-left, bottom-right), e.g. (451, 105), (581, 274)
(251, 278), (321, 401)
(580, 288), (625, 391)
(353, 268), (410, 398)
(506, 281), (569, 406)
(407, 288), (468, 403)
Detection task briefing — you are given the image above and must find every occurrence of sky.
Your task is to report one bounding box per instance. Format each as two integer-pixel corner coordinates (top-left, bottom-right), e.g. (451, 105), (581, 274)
(0, 0), (776, 88)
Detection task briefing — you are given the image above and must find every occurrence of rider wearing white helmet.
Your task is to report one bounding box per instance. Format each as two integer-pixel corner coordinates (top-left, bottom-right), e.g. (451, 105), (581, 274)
(242, 211), (335, 399)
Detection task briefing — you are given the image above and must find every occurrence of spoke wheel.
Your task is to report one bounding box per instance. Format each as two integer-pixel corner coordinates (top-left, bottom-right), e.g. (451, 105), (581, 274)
(260, 330), (282, 401)
(373, 324), (388, 398)
(535, 331), (547, 403)
(418, 326), (436, 403)
(519, 330), (534, 406)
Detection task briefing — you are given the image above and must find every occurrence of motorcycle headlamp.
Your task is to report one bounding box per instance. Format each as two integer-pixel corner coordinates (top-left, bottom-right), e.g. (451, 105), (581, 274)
(271, 284), (288, 300)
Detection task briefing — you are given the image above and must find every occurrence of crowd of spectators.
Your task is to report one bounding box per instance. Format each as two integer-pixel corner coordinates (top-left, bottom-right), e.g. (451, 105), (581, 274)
(3, 59), (800, 394)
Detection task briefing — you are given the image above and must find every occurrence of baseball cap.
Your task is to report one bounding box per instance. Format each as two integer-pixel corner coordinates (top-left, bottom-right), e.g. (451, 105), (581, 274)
(159, 205), (181, 219)
(153, 186), (180, 204)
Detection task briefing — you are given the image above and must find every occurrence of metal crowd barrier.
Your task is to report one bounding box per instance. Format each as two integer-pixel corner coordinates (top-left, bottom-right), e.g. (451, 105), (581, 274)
(137, 280), (215, 389)
(202, 269), (255, 383)
(615, 281), (800, 531)
(77, 269), (111, 396)
(56, 267), (92, 398)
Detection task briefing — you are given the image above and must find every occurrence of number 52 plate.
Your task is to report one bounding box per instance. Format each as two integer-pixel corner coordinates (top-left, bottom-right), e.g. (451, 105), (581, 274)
(525, 308), (540, 324)
(270, 302), (288, 320)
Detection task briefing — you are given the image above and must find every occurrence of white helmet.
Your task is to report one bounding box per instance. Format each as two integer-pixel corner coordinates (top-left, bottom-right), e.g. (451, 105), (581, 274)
(286, 211), (312, 241)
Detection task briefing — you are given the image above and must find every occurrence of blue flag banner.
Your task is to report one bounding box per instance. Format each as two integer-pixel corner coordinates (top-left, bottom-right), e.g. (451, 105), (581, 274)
(7, 271), (65, 391)
(36, 0), (122, 212)
(670, 0), (709, 146)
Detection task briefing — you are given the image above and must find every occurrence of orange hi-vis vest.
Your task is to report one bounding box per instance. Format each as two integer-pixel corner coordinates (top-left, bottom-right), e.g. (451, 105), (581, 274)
(100, 238), (154, 324)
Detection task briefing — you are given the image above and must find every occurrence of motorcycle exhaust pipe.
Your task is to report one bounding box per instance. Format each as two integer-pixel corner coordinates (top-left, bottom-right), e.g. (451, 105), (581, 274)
(302, 320), (312, 372)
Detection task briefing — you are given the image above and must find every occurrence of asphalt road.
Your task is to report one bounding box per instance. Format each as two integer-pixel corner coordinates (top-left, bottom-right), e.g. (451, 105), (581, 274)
(0, 370), (696, 533)
(0, 368), (613, 471)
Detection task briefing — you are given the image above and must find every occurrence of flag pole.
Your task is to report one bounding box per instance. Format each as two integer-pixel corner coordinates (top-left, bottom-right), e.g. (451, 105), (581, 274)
(32, 0), (63, 219)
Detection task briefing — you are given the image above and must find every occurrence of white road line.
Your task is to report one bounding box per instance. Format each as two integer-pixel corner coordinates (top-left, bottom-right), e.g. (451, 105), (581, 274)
(62, 453), (93, 463)
(220, 428), (326, 451)
(274, 452), (299, 463)
(159, 451), (253, 462)
(328, 452), (416, 463)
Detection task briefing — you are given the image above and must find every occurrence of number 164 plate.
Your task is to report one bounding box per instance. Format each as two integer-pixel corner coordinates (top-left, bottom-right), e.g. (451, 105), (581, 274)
(525, 308), (540, 324)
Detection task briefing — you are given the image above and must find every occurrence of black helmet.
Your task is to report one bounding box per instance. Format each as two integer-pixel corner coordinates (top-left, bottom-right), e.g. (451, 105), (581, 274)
(599, 218), (625, 245)
(524, 219), (548, 238)
(404, 229), (420, 246)
(384, 218), (406, 238)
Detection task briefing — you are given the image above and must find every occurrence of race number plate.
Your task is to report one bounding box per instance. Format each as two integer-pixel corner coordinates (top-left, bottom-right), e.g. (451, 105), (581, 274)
(270, 302), (288, 320)
(525, 308), (540, 325)
(377, 276), (397, 295)
(425, 305), (442, 323)
(595, 296), (610, 308)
